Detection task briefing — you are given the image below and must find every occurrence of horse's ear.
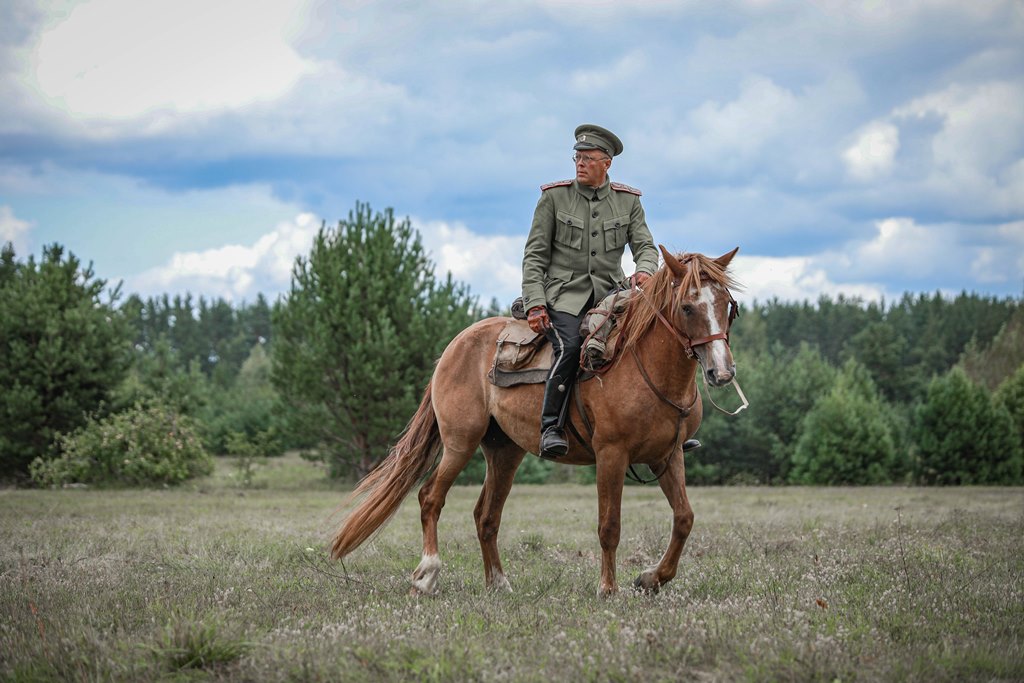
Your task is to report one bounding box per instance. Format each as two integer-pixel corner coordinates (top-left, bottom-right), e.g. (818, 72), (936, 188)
(659, 244), (687, 278)
(714, 247), (739, 269)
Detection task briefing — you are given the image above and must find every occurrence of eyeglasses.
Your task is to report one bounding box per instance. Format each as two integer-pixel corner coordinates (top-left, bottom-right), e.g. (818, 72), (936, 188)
(573, 153), (610, 165)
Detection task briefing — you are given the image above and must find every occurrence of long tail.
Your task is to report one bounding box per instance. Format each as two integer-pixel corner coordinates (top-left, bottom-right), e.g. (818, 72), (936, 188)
(330, 383), (442, 560)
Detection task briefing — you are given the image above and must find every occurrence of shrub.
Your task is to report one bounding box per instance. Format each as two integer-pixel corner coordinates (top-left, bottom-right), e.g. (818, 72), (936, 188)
(30, 402), (213, 487)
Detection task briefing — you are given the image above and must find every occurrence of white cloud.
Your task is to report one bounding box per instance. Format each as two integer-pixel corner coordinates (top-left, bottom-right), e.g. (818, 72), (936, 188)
(972, 221), (1024, 285)
(570, 51), (648, 92)
(730, 254), (887, 304)
(126, 213), (320, 301)
(684, 76), (799, 159)
(843, 121), (899, 181)
(415, 219), (525, 307)
(0, 204), (33, 253)
(27, 0), (317, 124)
(892, 80), (1024, 212)
(847, 217), (950, 279)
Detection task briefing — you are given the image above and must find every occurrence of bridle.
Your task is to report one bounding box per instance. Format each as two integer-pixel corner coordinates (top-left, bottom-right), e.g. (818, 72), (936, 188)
(642, 279), (740, 360)
(633, 276), (748, 418)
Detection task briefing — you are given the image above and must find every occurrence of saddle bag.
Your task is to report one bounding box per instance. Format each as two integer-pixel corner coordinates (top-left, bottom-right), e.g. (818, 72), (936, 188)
(487, 319), (552, 387)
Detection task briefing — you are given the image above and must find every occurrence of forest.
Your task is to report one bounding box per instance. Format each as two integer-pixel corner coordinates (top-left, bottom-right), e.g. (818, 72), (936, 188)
(2, 204), (1022, 487)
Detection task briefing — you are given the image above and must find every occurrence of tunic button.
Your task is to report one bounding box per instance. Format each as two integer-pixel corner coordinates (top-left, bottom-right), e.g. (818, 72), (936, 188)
(591, 231), (597, 237)
(615, 221), (621, 227)
(591, 250), (597, 256)
(592, 211), (598, 218)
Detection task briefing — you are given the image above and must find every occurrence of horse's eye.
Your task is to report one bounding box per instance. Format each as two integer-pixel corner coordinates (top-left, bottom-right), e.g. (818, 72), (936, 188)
(682, 304), (694, 316)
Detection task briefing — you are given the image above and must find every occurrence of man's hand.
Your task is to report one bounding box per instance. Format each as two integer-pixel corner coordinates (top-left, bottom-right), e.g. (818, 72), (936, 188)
(630, 272), (651, 288)
(527, 306), (551, 334)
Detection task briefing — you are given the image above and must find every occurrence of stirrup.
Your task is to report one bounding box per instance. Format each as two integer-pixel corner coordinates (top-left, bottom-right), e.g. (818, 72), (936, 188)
(540, 427), (568, 459)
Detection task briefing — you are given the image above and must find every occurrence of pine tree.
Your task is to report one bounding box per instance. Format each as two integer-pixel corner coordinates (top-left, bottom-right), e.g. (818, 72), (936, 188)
(995, 365), (1024, 457)
(271, 203), (476, 478)
(0, 243), (131, 478)
(789, 359), (901, 484)
(914, 367), (1023, 484)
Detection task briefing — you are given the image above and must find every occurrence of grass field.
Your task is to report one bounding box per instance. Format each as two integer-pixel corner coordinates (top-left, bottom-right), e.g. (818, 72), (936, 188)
(2, 453), (1022, 682)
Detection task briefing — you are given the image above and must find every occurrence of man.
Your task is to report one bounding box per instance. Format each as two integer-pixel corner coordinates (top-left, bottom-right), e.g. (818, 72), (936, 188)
(522, 124), (659, 458)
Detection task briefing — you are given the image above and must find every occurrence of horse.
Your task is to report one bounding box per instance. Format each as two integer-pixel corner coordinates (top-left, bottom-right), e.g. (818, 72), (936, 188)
(330, 246), (741, 596)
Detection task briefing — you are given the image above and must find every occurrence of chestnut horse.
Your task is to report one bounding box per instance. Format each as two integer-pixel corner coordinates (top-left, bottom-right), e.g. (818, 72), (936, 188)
(330, 246), (740, 596)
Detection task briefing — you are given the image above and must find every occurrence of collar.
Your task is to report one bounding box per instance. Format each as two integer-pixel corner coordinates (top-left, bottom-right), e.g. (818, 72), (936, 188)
(573, 177), (611, 201)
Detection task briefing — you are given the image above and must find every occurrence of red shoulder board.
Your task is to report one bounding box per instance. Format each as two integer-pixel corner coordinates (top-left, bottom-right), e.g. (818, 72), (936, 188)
(611, 182), (642, 196)
(540, 179), (573, 191)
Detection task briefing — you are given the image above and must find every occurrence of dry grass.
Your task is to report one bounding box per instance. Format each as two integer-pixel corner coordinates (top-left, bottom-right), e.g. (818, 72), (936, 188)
(1, 454), (1022, 681)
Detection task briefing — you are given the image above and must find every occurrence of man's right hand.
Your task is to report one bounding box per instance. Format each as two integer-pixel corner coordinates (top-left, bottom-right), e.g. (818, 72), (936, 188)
(527, 306), (551, 334)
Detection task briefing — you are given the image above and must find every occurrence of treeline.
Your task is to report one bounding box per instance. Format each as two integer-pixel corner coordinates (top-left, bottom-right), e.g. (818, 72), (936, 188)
(694, 294), (1024, 485)
(2, 204), (1023, 486)
(1, 204), (481, 486)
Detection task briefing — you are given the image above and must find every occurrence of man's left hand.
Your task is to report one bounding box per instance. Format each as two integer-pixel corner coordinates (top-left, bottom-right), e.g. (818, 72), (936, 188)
(630, 272), (651, 288)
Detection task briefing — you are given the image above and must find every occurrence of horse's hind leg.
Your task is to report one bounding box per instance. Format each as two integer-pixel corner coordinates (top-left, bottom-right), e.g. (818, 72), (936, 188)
(634, 451), (694, 594)
(474, 421), (527, 592)
(411, 441), (479, 595)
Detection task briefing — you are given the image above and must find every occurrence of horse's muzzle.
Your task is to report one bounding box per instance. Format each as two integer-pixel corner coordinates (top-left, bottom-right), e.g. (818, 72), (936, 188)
(705, 364), (736, 387)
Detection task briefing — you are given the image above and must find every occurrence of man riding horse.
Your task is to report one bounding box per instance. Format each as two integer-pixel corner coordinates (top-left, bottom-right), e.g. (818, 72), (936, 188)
(521, 124), (657, 458)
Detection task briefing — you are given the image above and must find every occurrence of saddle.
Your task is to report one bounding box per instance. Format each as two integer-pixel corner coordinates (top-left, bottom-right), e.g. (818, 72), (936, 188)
(487, 319), (554, 387)
(489, 290), (631, 387)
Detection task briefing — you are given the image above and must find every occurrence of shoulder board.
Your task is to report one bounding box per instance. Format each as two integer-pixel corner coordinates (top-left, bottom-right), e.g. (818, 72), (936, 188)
(540, 179), (573, 191)
(611, 182), (642, 196)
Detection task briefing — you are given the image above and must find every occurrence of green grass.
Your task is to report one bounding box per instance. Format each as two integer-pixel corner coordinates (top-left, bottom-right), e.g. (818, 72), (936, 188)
(1, 454), (1022, 681)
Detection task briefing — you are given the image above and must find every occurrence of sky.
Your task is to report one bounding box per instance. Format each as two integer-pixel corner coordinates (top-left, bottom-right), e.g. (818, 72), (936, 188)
(1, 0), (1022, 309)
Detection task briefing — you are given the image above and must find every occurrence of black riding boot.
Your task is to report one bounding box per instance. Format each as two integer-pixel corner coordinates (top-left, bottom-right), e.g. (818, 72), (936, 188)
(539, 375), (569, 458)
(538, 304), (589, 459)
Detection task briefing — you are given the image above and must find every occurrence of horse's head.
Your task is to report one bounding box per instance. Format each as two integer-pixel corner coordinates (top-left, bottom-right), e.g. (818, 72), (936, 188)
(617, 246), (738, 387)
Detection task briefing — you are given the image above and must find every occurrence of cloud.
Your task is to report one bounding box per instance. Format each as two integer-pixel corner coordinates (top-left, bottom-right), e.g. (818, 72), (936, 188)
(570, 51), (648, 92)
(0, 204), (32, 253)
(126, 213), (320, 302)
(667, 76), (801, 171)
(972, 221), (1024, 285)
(843, 121), (900, 181)
(891, 80), (1024, 214)
(415, 218), (524, 306)
(27, 0), (318, 127)
(731, 254), (887, 304)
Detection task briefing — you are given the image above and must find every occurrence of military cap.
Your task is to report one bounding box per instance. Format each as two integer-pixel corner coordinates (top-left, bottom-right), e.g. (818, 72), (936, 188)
(573, 124), (623, 157)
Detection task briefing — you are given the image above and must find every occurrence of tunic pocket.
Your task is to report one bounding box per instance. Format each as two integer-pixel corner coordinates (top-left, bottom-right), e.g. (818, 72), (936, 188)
(555, 210), (583, 249)
(543, 265), (573, 304)
(603, 215), (629, 251)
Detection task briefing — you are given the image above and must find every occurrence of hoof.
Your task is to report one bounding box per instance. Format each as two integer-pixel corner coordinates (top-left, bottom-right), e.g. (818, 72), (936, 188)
(410, 554), (441, 595)
(633, 572), (661, 595)
(487, 573), (513, 593)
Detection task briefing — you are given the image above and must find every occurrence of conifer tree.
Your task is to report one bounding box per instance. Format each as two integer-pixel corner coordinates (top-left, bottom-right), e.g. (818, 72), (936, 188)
(914, 367), (1022, 484)
(995, 365), (1024, 457)
(0, 243), (131, 478)
(789, 359), (901, 484)
(271, 203), (476, 478)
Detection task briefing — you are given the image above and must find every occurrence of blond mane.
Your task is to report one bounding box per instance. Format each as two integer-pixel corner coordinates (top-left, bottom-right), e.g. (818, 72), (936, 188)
(619, 252), (739, 349)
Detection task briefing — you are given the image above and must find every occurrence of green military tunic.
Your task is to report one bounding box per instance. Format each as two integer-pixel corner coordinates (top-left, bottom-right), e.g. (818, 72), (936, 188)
(522, 177), (659, 316)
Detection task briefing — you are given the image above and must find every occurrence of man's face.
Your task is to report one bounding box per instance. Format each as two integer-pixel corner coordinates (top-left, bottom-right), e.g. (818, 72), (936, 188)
(574, 150), (611, 188)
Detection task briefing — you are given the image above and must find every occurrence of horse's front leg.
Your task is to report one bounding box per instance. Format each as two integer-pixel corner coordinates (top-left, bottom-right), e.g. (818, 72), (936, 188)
(595, 453), (627, 597)
(634, 451), (693, 594)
